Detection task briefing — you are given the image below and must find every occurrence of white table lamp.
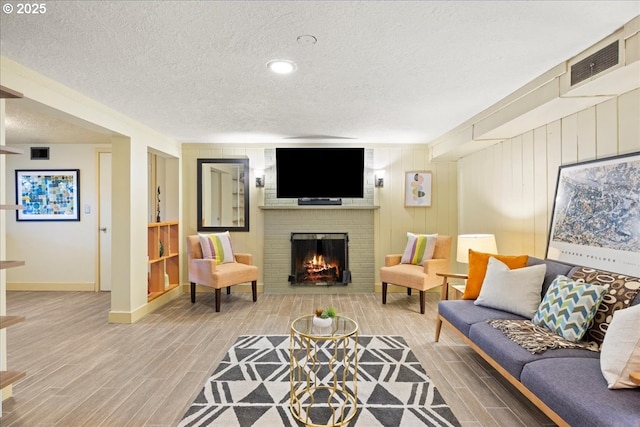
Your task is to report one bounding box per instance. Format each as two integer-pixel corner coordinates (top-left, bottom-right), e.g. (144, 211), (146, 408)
(456, 234), (498, 263)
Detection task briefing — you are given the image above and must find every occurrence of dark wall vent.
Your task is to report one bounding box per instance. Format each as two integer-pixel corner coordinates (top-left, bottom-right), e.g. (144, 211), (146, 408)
(571, 40), (619, 86)
(30, 147), (50, 160)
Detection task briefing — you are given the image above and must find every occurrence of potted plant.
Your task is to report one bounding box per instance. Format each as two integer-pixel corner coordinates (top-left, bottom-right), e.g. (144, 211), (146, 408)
(313, 307), (337, 328)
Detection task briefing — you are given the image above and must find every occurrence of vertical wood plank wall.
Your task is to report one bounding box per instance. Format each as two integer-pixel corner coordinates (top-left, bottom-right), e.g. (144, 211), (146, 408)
(181, 145), (458, 288)
(458, 88), (640, 259)
(372, 147), (458, 286)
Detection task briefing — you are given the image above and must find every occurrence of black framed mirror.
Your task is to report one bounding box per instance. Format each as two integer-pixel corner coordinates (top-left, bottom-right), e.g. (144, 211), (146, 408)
(197, 158), (249, 232)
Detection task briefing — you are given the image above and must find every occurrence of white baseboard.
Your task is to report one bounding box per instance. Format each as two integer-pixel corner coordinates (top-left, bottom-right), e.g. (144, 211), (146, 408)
(108, 285), (183, 324)
(7, 282), (95, 291)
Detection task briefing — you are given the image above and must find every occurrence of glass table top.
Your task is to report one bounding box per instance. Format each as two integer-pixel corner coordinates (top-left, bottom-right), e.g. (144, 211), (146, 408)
(291, 314), (358, 338)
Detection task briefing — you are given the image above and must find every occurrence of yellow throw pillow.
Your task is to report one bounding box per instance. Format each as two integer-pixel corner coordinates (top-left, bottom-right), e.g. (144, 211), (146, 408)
(461, 250), (528, 300)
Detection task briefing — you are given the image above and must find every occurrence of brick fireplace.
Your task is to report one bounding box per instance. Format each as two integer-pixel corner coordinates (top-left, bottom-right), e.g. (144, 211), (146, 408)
(289, 232), (350, 286)
(260, 148), (376, 294)
(262, 208), (375, 294)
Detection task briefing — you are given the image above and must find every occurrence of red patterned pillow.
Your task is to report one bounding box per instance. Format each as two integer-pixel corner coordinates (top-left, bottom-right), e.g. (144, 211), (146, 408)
(570, 267), (640, 348)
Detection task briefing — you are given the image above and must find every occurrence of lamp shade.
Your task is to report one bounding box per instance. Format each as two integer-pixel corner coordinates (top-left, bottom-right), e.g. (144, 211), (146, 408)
(456, 234), (497, 263)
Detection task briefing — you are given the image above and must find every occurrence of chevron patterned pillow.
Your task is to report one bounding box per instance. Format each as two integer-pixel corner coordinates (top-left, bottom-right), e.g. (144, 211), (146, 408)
(532, 275), (606, 343)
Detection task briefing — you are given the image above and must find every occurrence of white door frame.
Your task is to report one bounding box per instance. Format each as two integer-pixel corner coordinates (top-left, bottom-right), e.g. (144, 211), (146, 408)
(96, 149), (112, 291)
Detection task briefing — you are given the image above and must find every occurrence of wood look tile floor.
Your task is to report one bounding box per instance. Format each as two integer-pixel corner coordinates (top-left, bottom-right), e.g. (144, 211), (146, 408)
(2, 290), (555, 427)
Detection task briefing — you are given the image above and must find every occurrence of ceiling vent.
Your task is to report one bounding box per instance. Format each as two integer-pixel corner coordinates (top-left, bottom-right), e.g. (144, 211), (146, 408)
(570, 40), (619, 86)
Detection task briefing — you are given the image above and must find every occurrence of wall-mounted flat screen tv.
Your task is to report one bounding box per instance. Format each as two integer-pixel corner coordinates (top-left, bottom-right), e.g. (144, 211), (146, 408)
(276, 148), (365, 199)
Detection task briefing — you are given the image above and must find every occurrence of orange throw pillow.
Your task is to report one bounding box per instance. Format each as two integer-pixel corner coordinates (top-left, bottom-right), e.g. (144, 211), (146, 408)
(461, 250), (528, 300)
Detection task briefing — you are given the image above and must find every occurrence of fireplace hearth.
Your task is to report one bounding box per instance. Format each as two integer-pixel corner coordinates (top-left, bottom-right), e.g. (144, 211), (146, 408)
(289, 233), (350, 286)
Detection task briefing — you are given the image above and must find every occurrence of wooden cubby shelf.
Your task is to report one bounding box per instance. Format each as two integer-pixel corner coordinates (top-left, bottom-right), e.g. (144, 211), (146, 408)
(147, 221), (180, 302)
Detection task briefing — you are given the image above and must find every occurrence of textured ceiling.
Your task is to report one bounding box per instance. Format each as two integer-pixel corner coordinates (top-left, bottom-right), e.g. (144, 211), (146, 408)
(1, 1), (639, 145)
(4, 98), (120, 145)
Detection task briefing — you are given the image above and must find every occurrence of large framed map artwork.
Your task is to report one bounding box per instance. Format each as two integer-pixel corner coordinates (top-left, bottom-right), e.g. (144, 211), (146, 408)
(546, 152), (639, 276)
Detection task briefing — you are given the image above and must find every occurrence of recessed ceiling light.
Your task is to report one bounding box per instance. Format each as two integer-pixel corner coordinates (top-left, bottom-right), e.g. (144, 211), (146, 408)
(267, 59), (297, 74)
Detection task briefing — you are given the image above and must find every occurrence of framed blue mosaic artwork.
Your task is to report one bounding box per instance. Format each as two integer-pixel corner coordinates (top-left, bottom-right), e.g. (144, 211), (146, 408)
(15, 169), (80, 221)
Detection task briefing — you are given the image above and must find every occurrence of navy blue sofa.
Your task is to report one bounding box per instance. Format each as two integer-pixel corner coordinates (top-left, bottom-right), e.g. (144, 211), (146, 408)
(436, 257), (640, 427)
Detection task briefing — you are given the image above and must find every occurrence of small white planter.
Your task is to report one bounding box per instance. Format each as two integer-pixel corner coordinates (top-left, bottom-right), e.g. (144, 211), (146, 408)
(313, 316), (333, 328)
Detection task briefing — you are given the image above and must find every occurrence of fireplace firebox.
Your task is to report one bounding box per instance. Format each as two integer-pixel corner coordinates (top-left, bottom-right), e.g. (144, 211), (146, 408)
(289, 233), (350, 286)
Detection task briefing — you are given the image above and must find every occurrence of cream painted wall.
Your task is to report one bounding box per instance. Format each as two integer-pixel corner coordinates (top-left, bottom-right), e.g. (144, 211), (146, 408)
(458, 88), (640, 265)
(181, 144), (458, 287)
(149, 154), (180, 223)
(5, 144), (109, 288)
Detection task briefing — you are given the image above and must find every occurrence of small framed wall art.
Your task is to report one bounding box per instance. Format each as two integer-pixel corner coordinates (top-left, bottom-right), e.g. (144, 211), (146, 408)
(15, 169), (80, 221)
(404, 171), (432, 207)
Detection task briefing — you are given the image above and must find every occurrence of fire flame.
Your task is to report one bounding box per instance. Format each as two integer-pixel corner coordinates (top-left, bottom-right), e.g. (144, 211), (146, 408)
(302, 253), (339, 281)
(305, 254), (334, 270)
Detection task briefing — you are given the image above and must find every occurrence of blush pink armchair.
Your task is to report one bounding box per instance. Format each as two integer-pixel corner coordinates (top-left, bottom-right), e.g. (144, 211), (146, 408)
(380, 235), (452, 314)
(186, 235), (258, 312)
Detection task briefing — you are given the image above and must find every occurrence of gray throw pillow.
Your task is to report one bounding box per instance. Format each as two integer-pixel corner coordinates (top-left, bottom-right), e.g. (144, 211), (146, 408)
(475, 257), (546, 318)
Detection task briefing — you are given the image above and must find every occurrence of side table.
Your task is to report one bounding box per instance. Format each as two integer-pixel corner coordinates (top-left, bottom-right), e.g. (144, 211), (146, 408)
(435, 272), (468, 341)
(289, 315), (359, 427)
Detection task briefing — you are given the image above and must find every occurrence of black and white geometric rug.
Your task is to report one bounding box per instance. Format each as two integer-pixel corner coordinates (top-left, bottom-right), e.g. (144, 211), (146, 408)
(178, 335), (460, 427)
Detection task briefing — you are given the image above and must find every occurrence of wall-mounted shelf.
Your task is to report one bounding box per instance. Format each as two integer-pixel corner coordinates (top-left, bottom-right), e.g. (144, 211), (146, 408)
(0, 85), (23, 99)
(0, 260), (26, 270)
(0, 204), (24, 210)
(1, 117), (27, 398)
(0, 146), (24, 155)
(0, 317), (26, 390)
(0, 316), (25, 329)
(0, 371), (27, 389)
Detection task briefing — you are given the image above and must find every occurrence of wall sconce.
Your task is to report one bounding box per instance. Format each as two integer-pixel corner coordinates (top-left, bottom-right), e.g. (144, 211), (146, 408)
(255, 169), (265, 188)
(375, 170), (385, 188)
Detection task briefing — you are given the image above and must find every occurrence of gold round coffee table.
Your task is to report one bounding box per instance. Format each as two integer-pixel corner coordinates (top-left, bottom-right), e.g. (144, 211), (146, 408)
(289, 315), (359, 427)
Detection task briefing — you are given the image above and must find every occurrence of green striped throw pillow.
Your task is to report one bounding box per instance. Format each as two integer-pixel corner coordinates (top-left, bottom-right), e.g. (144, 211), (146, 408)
(198, 232), (235, 265)
(401, 232), (438, 266)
